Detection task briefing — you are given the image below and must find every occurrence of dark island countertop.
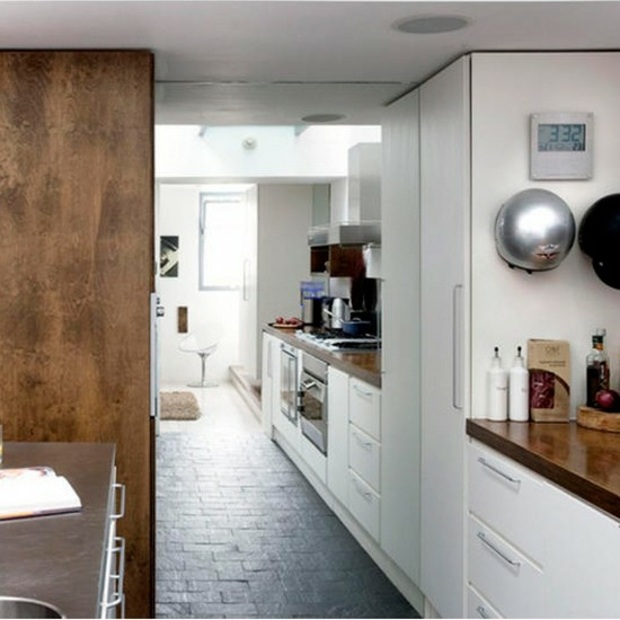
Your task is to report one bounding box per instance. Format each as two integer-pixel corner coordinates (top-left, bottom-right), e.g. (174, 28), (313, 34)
(0, 442), (116, 618)
(264, 324), (381, 388)
(467, 418), (620, 520)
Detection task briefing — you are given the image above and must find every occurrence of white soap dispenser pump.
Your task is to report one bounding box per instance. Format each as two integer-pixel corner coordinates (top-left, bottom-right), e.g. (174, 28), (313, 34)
(509, 346), (530, 422)
(487, 346), (508, 421)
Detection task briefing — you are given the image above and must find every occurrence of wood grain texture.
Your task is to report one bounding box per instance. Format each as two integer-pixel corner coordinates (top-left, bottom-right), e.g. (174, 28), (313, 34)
(0, 51), (153, 617)
(577, 405), (620, 433)
(467, 418), (620, 519)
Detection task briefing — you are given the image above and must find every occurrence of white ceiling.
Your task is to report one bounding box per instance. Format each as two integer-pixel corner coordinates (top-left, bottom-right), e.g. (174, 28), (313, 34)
(2, 1), (620, 125)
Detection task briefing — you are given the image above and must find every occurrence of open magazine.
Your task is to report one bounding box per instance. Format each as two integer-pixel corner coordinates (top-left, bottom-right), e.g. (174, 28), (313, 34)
(0, 466), (82, 520)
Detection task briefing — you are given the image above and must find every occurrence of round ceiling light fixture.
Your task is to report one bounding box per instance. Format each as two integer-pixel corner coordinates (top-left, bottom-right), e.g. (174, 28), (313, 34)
(393, 14), (470, 34)
(300, 113), (347, 124)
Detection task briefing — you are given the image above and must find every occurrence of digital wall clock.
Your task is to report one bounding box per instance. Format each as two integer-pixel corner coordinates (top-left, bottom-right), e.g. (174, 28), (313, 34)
(530, 112), (593, 180)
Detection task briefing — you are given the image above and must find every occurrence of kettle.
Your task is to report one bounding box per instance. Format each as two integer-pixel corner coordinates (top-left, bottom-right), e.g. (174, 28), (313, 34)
(329, 298), (350, 329)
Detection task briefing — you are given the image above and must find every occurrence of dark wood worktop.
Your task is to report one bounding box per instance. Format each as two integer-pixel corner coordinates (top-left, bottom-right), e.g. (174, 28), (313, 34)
(467, 419), (620, 520)
(0, 442), (116, 618)
(264, 324), (381, 388)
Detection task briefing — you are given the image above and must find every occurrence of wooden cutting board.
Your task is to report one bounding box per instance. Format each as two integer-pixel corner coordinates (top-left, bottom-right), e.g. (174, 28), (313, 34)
(577, 406), (620, 433)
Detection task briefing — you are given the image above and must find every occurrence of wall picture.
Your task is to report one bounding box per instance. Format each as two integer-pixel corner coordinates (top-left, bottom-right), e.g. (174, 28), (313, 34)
(160, 236), (179, 277)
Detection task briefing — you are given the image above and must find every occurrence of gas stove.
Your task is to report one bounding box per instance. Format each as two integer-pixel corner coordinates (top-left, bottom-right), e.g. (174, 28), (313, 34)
(295, 329), (381, 352)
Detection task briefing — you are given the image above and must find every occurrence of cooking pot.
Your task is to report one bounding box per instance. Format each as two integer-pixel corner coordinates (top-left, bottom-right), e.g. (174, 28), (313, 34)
(341, 319), (372, 337)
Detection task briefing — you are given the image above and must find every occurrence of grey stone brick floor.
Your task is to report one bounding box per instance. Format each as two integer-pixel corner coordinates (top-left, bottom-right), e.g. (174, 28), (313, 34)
(156, 383), (421, 619)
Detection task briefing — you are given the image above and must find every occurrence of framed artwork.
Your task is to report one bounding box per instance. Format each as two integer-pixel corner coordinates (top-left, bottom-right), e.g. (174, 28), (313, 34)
(160, 236), (179, 277)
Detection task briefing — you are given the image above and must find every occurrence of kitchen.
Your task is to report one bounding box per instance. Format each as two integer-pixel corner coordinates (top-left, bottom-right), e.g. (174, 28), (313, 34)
(2, 3), (620, 619)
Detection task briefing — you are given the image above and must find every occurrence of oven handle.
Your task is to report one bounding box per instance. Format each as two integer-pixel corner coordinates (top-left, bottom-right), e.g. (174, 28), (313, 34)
(301, 379), (317, 391)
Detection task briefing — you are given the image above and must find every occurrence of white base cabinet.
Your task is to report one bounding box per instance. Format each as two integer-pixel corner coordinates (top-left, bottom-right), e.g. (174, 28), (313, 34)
(468, 439), (620, 618)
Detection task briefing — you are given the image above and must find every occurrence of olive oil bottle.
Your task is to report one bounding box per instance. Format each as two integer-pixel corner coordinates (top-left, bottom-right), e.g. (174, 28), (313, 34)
(586, 328), (610, 407)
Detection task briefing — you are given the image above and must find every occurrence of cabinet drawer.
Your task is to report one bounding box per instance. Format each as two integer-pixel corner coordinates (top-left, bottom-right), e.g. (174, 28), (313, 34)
(349, 378), (381, 440)
(468, 516), (543, 618)
(469, 441), (545, 564)
(467, 585), (502, 619)
(348, 470), (380, 540)
(349, 423), (381, 492)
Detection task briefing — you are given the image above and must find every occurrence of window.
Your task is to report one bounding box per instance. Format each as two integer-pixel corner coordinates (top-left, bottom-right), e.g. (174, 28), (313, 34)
(198, 189), (250, 291)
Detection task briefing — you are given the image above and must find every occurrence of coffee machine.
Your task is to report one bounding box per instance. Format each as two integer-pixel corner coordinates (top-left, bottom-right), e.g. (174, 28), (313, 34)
(300, 281), (325, 327)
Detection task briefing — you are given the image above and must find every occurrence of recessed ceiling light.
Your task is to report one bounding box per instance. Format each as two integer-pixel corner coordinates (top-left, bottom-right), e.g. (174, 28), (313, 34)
(393, 15), (470, 34)
(301, 113), (346, 124)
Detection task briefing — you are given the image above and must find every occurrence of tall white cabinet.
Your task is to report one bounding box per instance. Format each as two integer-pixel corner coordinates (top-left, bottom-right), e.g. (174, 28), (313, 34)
(419, 56), (471, 619)
(380, 89), (422, 585)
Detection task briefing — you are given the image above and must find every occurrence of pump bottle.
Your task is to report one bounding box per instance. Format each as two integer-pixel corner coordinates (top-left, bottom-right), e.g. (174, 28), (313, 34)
(487, 346), (508, 421)
(509, 346), (529, 421)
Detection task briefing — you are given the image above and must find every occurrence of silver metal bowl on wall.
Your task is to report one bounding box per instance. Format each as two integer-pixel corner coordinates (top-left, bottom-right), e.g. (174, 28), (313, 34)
(495, 188), (576, 273)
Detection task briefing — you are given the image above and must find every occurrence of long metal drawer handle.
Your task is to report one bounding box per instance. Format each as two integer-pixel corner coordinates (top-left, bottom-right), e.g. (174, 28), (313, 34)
(111, 483), (126, 520)
(352, 477), (373, 501)
(353, 431), (373, 450)
(476, 531), (521, 568)
(476, 605), (490, 619)
(477, 457), (521, 485)
(352, 384), (373, 399)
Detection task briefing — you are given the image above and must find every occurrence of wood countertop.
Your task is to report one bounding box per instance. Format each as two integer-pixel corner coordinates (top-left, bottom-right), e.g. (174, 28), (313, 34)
(467, 419), (620, 520)
(0, 442), (116, 618)
(263, 324), (381, 388)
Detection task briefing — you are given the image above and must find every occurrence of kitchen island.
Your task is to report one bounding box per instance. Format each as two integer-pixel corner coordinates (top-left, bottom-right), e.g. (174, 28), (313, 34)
(263, 324), (381, 387)
(467, 418), (620, 518)
(0, 442), (116, 618)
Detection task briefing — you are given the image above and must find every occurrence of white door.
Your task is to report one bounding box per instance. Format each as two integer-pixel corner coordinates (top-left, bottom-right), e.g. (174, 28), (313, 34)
(420, 56), (471, 619)
(238, 185), (259, 378)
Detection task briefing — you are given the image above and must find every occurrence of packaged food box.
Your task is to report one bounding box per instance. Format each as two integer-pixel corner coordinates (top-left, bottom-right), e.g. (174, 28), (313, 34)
(527, 339), (570, 422)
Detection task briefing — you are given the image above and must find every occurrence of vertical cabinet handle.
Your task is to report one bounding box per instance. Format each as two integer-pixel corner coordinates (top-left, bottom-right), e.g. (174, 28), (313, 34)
(242, 259), (250, 301)
(111, 483), (126, 520)
(452, 284), (464, 410)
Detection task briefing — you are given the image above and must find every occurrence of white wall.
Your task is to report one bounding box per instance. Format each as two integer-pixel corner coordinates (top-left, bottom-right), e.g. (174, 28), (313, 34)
(257, 184), (314, 329)
(157, 183), (242, 387)
(471, 52), (620, 417)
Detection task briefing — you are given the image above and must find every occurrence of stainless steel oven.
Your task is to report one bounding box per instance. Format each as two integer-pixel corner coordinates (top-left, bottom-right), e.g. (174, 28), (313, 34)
(279, 343), (300, 424)
(299, 352), (328, 454)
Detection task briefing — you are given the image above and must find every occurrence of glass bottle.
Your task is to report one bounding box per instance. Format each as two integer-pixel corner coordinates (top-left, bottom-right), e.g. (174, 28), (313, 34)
(586, 328), (610, 407)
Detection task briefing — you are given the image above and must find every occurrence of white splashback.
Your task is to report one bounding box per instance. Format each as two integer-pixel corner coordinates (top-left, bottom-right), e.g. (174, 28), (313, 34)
(471, 52), (620, 418)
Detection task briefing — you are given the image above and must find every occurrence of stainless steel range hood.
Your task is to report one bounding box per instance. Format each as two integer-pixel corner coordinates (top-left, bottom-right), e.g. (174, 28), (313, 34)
(308, 221), (381, 247)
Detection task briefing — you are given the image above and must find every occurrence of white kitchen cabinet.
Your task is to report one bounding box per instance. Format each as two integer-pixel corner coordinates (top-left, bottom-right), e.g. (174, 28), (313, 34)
(468, 441), (546, 564)
(348, 423), (380, 492)
(469, 439), (620, 618)
(467, 585), (502, 620)
(468, 515), (544, 618)
(419, 56), (470, 619)
(348, 469), (380, 541)
(326, 366), (350, 505)
(544, 479), (620, 618)
(379, 87), (422, 585)
(349, 378), (381, 441)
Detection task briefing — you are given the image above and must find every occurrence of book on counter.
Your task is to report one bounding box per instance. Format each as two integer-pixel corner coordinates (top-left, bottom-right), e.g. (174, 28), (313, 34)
(0, 466), (82, 520)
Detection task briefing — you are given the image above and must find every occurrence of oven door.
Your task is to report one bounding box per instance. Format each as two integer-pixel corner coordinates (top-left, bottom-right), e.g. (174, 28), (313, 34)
(299, 370), (328, 454)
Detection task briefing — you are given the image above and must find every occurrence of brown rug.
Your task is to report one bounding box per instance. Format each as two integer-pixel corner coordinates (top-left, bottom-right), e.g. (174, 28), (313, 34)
(159, 391), (201, 420)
